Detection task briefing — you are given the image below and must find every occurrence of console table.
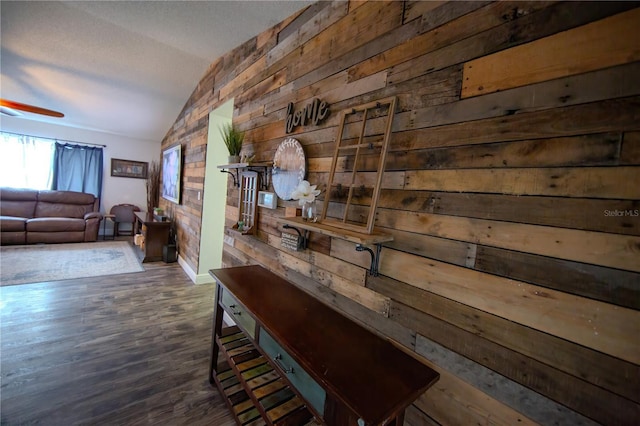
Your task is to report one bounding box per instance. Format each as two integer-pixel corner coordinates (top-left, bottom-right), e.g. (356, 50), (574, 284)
(133, 211), (170, 262)
(209, 265), (439, 425)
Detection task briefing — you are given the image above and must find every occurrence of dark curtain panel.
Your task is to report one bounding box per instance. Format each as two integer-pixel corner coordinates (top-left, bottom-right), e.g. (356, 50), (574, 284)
(52, 143), (103, 202)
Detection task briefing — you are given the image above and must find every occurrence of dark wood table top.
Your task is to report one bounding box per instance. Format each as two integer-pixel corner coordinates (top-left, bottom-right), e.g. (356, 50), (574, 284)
(134, 211), (170, 226)
(210, 265), (439, 424)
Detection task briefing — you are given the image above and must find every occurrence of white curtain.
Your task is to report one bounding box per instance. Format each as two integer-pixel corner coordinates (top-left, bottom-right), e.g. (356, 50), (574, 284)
(0, 132), (55, 189)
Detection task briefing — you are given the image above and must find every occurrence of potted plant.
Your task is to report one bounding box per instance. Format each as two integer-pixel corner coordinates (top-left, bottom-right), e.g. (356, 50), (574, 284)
(219, 122), (244, 163)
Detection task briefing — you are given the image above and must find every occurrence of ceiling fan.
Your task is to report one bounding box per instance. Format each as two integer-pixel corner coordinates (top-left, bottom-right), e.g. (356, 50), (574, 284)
(0, 99), (64, 118)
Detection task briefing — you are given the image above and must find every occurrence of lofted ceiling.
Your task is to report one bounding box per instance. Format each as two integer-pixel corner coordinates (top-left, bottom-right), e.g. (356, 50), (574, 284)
(0, 0), (312, 143)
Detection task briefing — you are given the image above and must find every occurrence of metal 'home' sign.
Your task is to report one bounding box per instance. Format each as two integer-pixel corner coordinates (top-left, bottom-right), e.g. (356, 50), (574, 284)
(285, 98), (330, 133)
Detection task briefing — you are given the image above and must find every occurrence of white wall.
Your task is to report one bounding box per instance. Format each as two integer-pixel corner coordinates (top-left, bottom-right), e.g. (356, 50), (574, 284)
(1, 116), (161, 234)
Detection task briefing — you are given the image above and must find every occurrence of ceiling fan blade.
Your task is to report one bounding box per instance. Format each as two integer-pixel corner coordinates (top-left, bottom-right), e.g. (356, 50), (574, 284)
(0, 99), (64, 118)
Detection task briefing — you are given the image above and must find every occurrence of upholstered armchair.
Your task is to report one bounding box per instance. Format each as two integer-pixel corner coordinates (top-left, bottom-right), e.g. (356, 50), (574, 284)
(108, 204), (140, 236)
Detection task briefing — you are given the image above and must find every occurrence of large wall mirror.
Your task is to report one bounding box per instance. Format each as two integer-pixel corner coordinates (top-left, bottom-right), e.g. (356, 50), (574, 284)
(272, 137), (305, 200)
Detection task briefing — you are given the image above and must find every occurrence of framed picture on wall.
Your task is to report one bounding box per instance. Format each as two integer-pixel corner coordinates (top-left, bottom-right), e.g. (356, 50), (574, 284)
(162, 145), (181, 204)
(110, 158), (148, 179)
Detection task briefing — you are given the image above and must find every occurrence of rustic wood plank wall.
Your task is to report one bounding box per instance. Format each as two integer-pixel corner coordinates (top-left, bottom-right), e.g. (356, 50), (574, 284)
(161, 1), (640, 424)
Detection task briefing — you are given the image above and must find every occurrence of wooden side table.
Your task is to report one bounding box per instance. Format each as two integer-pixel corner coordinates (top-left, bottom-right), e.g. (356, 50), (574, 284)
(133, 212), (171, 262)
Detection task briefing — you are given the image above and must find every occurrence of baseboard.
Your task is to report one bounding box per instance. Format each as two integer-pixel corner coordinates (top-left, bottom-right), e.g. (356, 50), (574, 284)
(177, 254), (196, 283)
(177, 254), (215, 285)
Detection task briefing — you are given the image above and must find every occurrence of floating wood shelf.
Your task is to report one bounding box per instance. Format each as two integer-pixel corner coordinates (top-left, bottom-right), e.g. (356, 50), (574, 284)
(278, 216), (393, 275)
(217, 162), (250, 169)
(278, 216), (393, 245)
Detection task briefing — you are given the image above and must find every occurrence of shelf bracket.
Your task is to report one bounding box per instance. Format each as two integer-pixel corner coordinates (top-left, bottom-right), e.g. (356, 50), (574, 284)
(248, 165), (271, 190)
(283, 224), (309, 250)
(219, 168), (240, 187)
(356, 243), (383, 276)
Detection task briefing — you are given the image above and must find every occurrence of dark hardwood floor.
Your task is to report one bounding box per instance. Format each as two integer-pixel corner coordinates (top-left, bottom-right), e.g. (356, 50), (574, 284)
(0, 255), (235, 425)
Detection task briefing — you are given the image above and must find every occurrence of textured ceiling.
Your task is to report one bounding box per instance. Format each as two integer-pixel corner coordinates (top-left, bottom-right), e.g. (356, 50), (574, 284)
(0, 1), (311, 142)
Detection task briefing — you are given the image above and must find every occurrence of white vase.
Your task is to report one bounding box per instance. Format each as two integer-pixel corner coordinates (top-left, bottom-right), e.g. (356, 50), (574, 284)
(302, 200), (317, 222)
(228, 155), (240, 164)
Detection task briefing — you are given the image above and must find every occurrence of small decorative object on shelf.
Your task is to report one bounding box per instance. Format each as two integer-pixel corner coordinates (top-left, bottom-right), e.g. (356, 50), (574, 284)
(257, 191), (277, 209)
(219, 122), (244, 163)
(230, 171), (259, 235)
(302, 200), (317, 223)
(291, 180), (321, 222)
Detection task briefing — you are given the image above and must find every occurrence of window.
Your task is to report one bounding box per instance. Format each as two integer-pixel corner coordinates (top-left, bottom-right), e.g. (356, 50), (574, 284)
(0, 132), (54, 189)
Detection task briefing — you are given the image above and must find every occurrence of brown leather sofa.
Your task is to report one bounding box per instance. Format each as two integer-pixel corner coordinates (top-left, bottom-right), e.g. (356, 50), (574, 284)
(0, 188), (102, 245)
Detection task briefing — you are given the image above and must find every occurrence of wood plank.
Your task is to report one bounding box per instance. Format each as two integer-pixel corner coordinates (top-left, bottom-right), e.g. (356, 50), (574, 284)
(233, 398), (255, 415)
(311, 170), (405, 190)
(462, 8), (640, 97)
(237, 407), (262, 424)
(414, 333), (619, 426)
(402, 1), (445, 24)
(241, 363), (274, 381)
(246, 371), (281, 390)
(376, 190), (640, 237)
(367, 274), (640, 405)
(274, 3), (322, 47)
(286, 1), (404, 82)
(231, 231), (390, 315)
(475, 245), (640, 310)
(378, 248), (640, 364)
(221, 375), (240, 390)
(274, 244), (390, 316)
(261, 70), (348, 116)
(252, 379), (287, 400)
(219, 55), (267, 101)
(420, 1), (495, 33)
(267, 1), (349, 67)
(407, 61), (640, 130)
(265, 233), (367, 285)
(235, 67), (287, 105)
(351, 1), (548, 82)
(621, 131), (640, 164)
(385, 229), (476, 268)
(404, 166), (640, 200)
(376, 210), (640, 272)
(357, 133), (622, 171)
(285, 6), (423, 94)
(391, 96), (640, 151)
(236, 356), (268, 373)
(321, 70), (388, 104)
(274, 405), (313, 426)
(226, 343), (254, 358)
(413, 368), (538, 426)
(266, 395), (305, 422)
(389, 2), (640, 90)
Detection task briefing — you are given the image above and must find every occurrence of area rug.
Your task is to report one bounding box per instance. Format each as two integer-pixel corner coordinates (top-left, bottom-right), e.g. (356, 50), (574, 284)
(0, 241), (144, 286)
